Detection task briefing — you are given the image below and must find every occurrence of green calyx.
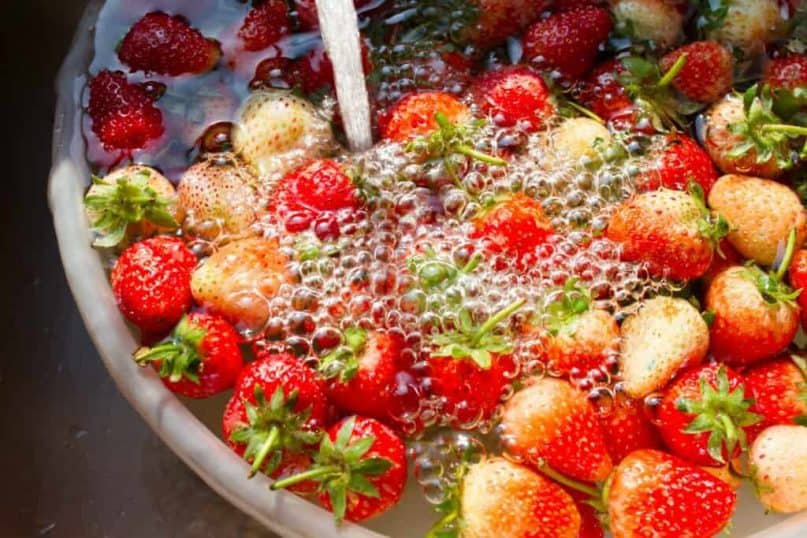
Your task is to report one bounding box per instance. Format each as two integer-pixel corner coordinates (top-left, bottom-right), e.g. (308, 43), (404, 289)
(407, 245), (482, 292)
(676, 366), (761, 464)
(742, 228), (802, 307)
(688, 182), (730, 254)
(544, 278), (592, 337)
(728, 84), (807, 172)
(431, 298), (526, 369)
(133, 315), (206, 384)
(270, 416), (393, 524)
(84, 170), (178, 248)
(230, 385), (321, 478)
(318, 327), (368, 383)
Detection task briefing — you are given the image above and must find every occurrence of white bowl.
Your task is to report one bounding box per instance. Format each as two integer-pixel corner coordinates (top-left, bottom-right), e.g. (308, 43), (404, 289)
(48, 2), (807, 536)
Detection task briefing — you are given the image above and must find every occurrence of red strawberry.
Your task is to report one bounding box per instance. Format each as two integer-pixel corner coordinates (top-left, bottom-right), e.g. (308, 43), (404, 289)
(271, 416), (407, 523)
(270, 159), (360, 239)
(522, 7), (613, 81)
(296, 41), (372, 96)
(380, 91), (470, 142)
(501, 377), (613, 482)
(745, 355), (807, 439)
(659, 41), (734, 104)
(117, 12), (221, 76)
(598, 395), (662, 464)
(463, 0), (551, 48)
(134, 313), (244, 398)
(87, 70), (164, 151)
(567, 489), (605, 538)
(470, 66), (555, 131)
(428, 299), (525, 427)
(318, 328), (408, 422)
(607, 449), (737, 538)
(470, 193), (554, 266)
(222, 352), (328, 485)
(790, 248), (807, 328)
(111, 236), (196, 334)
(656, 364), (760, 466)
(701, 239), (742, 288)
(574, 60), (633, 122)
(238, 0), (290, 52)
(635, 134), (719, 195)
(554, 0), (606, 10)
(764, 54), (807, 91)
(605, 187), (726, 281)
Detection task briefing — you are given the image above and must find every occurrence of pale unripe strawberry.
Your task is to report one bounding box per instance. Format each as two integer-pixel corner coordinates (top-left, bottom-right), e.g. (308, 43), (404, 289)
(706, 0), (784, 56)
(232, 90), (335, 179)
(177, 156), (260, 242)
(708, 174), (807, 266)
(749, 425), (807, 513)
(191, 237), (290, 334)
(610, 0), (683, 50)
(619, 297), (709, 398)
(551, 117), (613, 163)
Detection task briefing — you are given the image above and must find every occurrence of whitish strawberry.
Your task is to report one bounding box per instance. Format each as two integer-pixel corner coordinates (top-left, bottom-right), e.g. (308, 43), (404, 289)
(619, 296), (709, 398)
(704, 0), (784, 56)
(749, 425), (807, 513)
(708, 174), (807, 266)
(611, 0), (684, 50)
(549, 117), (613, 164)
(232, 90), (335, 178)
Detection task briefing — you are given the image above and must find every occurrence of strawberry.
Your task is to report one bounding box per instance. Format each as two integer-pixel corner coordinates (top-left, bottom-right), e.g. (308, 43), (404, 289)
(708, 174), (807, 266)
(745, 355), (807, 438)
(191, 237), (290, 334)
(380, 91), (470, 142)
(296, 41), (372, 96)
(87, 70), (164, 151)
(541, 279), (620, 378)
(428, 299), (525, 427)
(431, 457), (581, 538)
(117, 12), (221, 76)
(701, 238), (742, 288)
(598, 394), (662, 463)
(605, 187), (727, 281)
(470, 66), (556, 131)
(574, 60), (634, 124)
(521, 7), (613, 81)
(611, 0), (684, 50)
(250, 57), (296, 91)
(619, 296), (709, 398)
(635, 134), (719, 195)
(238, 0), (290, 52)
(177, 156), (259, 241)
(270, 159), (360, 238)
(500, 376), (613, 482)
(134, 313), (244, 398)
(318, 328), (406, 422)
(765, 54), (807, 91)
(704, 0), (783, 56)
(463, 0), (551, 48)
(656, 364), (760, 466)
(748, 424), (807, 513)
(111, 236), (197, 334)
(222, 352), (327, 485)
(607, 449), (737, 538)
(705, 247), (801, 366)
(790, 248), (807, 327)
(470, 193), (554, 267)
(570, 489), (605, 538)
(84, 165), (180, 248)
(658, 41), (734, 104)
(550, 117), (613, 163)
(232, 90), (335, 178)
(271, 416), (407, 522)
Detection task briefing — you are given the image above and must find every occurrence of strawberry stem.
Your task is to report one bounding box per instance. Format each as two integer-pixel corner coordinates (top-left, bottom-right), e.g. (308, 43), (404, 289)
(537, 461), (600, 498)
(455, 144), (508, 167)
(470, 298), (526, 347)
(461, 252), (482, 274)
(760, 124), (807, 136)
(774, 228), (797, 282)
(566, 100), (604, 124)
(425, 511), (459, 538)
(248, 425), (280, 478)
(657, 53), (687, 88)
(270, 464), (341, 490)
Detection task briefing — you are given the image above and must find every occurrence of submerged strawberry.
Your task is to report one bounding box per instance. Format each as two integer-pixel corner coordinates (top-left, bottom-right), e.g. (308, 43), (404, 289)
(470, 66), (555, 131)
(381, 91), (470, 142)
(238, 0), (290, 52)
(635, 134), (719, 195)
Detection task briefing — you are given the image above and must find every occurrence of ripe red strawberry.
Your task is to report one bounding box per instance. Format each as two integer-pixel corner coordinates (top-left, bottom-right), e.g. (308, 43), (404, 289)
(87, 70), (164, 151)
(790, 248), (807, 328)
(296, 41), (372, 95)
(428, 299), (525, 427)
(134, 313), (244, 398)
(238, 0), (291, 52)
(745, 355), (807, 439)
(635, 133), (719, 195)
(658, 41), (734, 104)
(573, 60), (633, 122)
(318, 328), (407, 422)
(117, 12), (221, 76)
(470, 193), (554, 266)
(701, 238), (742, 287)
(605, 187), (726, 281)
(380, 91), (470, 142)
(463, 0), (551, 48)
(656, 364), (760, 466)
(470, 66), (555, 131)
(222, 352), (328, 486)
(571, 490), (605, 538)
(522, 7), (613, 81)
(598, 395), (662, 464)
(111, 236), (196, 334)
(271, 416), (407, 523)
(501, 377), (613, 482)
(764, 54), (807, 91)
(607, 449), (737, 538)
(270, 159), (360, 239)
